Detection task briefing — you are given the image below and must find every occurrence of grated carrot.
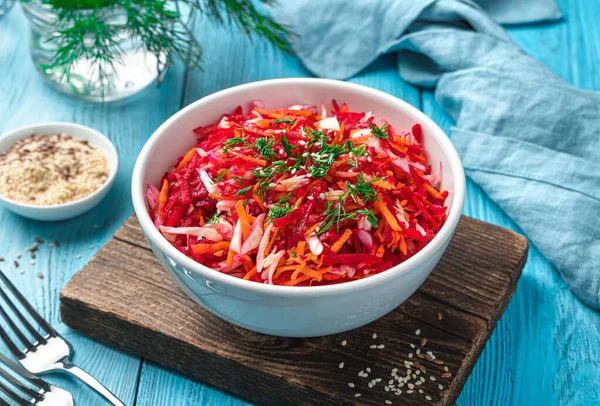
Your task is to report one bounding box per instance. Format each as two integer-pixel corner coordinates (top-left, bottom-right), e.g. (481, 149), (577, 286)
(264, 227), (280, 256)
(229, 150), (267, 167)
(235, 200), (251, 240)
(296, 241), (307, 256)
(331, 229), (353, 253)
(372, 180), (394, 190)
(191, 241), (230, 255)
(375, 244), (385, 258)
(374, 200), (402, 232)
(226, 249), (235, 268)
(252, 193), (267, 212)
(399, 233), (408, 256)
(243, 266), (257, 280)
(176, 147), (197, 170)
(304, 223), (320, 237)
(425, 184), (445, 201)
(158, 179), (169, 212)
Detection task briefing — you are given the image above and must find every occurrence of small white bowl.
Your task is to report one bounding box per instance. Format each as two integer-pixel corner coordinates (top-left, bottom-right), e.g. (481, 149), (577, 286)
(0, 122), (118, 221)
(132, 78), (466, 337)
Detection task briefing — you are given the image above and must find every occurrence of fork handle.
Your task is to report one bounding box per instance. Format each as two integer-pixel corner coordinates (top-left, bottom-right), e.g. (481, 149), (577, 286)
(61, 364), (126, 406)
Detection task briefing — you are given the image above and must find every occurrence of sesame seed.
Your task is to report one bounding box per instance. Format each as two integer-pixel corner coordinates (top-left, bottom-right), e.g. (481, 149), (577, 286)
(416, 349), (420, 355)
(368, 383), (373, 388)
(372, 333), (377, 339)
(358, 371), (365, 377)
(437, 312), (443, 320)
(375, 378), (382, 382)
(408, 353), (413, 358)
(433, 359), (444, 365)
(338, 362), (344, 369)
(441, 372), (452, 378)
(367, 157), (373, 162)
(319, 193), (325, 199)
(370, 345), (377, 349)
(420, 338), (427, 346)
(415, 329), (421, 336)
(388, 379), (394, 385)
(385, 401), (392, 405)
(14, 260), (19, 267)
(0, 257), (3, 261)
(341, 340), (347, 346)
(30, 260), (35, 265)
(410, 343), (416, 349)
(278, 148), (284, 155)
(366, 368), (371, 372)
(348, 383), (355, 388)
(76, 255), (81, 259)
(426, 351), (434, 356)
(439, 384), (444, 390)
(426, 396), (432, 401)
(354, 393), (361, 397)
(430, 376), (436, 381)
(291, 168), (297, 174)
(377, 344), (385, 349)
(16, 252), (21, 259)
(406, 390), (413, 394)
(37, 273), (44, 279)
(407, 383), (414, 389)
(396, 390), (402, 395)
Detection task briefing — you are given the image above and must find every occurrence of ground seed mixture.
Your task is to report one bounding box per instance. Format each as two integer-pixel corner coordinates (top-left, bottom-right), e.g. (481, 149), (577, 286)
(0, 133), (109, 205)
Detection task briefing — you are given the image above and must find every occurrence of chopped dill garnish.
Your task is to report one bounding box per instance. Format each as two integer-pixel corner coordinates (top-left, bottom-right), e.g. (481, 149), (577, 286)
(253, 137), (277, 160)
(234, 185), (253, 196)
(278, 192), (293, 204)
(354, 208), (379, 228)
(207, 213), (220, 224)
(223, 137), (248, 152)
(369, 122), (389, 140)
(214, 169), (229, 183)
(280, 133), (296, 157)
(267, 203), (293, 221)
(231, 175), (246, 186)
(343, 140), (368, 156)
(273, 119), (295, 125)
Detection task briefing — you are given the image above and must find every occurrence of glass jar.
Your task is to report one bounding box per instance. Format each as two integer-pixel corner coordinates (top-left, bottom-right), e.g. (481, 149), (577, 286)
(0, 0), (15, 17)
(21, 1), (167, 102)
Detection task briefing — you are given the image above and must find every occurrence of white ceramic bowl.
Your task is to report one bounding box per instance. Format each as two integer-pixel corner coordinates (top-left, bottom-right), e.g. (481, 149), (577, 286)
(0, 122), (118, 221)
(132, 79), (465, 337)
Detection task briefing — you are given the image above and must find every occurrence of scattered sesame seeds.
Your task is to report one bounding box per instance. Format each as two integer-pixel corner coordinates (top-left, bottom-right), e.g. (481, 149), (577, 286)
(348, 383), (355, 388)
(76, 255), (81, 259)
(444, 366), (449, 372)
(377, 344), (385, 349)
(416, 349), (420, 355)
(37, 273), (44, 279)
(370, 345), (377, 349)
(368, 383), (373, 388)
(408, 353), (413, 358)
(385, 401), (392, 405)
(341, 340), (347, 346)
(406, 390), (413, 394)
(410, 343), (416, 349)
(372, 333), (377, 339)
(14, 260), (19, 267)
(415, 329), (421, 336)
(441, 372), (452, 378)
(366, 368), (371, 373)
(426, 396), (432, 401)
(418, 389), (423, 394)
(420, 338), (427, 346)
(358, 371), (365, 377)
(433, 359), (444, 365)
(338, 362), (344, 369)
(438, 384), (444, 390)
(430, 376), (436, 381)
(354, 393), (361, 397)
(437, 312), (443, 320)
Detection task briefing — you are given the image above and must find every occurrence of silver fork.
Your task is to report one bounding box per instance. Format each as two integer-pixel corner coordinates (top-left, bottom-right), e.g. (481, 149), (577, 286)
(0, 271), (125, 405)
(0, 351), (72, 405)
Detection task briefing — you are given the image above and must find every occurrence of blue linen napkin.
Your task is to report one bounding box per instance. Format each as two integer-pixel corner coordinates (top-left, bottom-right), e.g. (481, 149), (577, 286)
(270, 0), (600, 309)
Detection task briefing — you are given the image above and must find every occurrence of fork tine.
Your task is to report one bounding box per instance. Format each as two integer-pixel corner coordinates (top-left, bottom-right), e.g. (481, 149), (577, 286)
(0, 380), (34, 406)
(0, 271), (55, 338)
(0, 360), (43, 402)
(0, 324), (25, 360)
(0, 305), (35, 355)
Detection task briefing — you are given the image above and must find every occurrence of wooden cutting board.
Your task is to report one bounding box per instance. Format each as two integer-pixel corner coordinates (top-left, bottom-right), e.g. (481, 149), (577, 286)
(60, 216), (527, 405)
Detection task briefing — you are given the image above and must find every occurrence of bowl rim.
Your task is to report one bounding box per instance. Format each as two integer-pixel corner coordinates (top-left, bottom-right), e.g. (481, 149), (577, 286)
(132, 78), (466, 297)
(0, 121), (119, 211)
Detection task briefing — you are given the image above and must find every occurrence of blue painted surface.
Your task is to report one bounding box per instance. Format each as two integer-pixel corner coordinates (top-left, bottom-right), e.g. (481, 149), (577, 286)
(0, 1), (599, 404)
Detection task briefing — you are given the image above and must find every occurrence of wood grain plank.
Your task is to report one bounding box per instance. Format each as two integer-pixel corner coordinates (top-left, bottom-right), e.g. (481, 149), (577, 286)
(60, 215), (527, 405)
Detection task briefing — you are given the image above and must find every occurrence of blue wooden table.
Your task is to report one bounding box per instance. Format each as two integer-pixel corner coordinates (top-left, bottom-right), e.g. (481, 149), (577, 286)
(1, 1), (599, 404)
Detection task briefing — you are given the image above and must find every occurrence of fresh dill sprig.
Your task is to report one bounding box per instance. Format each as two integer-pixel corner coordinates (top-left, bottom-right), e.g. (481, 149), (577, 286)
(280, 133), (296, 157)
(223, 137), (248, 152)
(369, 122), (390, 140)
(29, 0), (292, 98)
(253, 137), (277, 160)
(267, 203), (292, 221)
(273, 119), (294, 125)
(234, 185), (253, 196)
(207, 213), (220, 224)
(214, 168), (229, 183)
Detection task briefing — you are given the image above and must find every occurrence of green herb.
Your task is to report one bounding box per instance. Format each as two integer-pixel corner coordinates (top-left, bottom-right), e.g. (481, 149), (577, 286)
(278, 192), (293, 204)
(316, 176), (381, 235)
(252, 160), (287, 198)
(207, 213), (220, 224)
(343, 140), (368, 156)
(214, 169), (229, 183)
(307, 129), (324, 147)
(348, 158), (359, 168)
(223, 137), (249, 152)
(253, 137), (277, 160)
(267, 203), (293, 221)
(273, 119), (294, 125)
(280, 133), (296, 157)
(234, 185), (253, 196)
(369, 122), (389, 140)
(354, 208), (379, 228)
(306, 138), (347, 179)
(32, 0), (292, 98)
(231, 175), (246, 186)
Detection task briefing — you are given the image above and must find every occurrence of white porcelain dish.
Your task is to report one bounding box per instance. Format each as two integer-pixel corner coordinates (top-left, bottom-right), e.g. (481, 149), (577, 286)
(0, 122), (118, 221)
(132, 78), (466, 337)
